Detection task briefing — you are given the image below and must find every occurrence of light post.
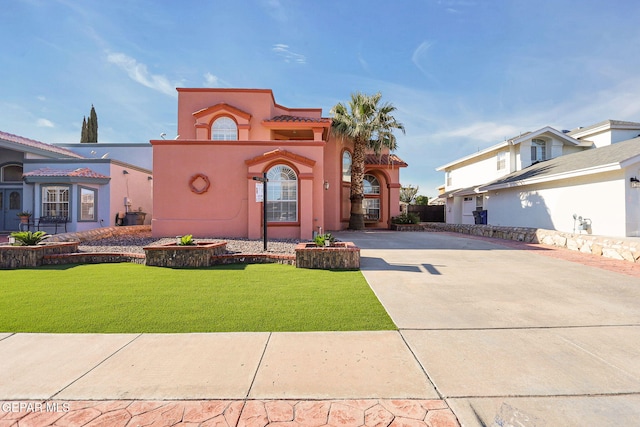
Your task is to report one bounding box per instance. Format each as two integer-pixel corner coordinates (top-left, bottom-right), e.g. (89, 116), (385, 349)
(252, 172), (268, 251)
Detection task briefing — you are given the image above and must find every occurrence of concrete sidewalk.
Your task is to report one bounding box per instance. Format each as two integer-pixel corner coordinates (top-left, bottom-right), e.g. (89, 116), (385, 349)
(0, 332), (457, 426)
(340, 230), (640, 427)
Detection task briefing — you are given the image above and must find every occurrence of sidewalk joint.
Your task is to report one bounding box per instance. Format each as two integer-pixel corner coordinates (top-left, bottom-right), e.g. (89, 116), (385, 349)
(48, 333), (143, 400)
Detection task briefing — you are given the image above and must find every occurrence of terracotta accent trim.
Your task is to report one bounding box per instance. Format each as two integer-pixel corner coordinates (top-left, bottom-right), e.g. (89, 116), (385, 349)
(192, 103), (252, 121)
(245, 148), (316, 167)
(189, 173), (211, 194)
(262, 120), (330, 129)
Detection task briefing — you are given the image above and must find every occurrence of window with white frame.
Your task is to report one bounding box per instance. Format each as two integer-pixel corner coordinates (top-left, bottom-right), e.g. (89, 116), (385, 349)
(363, 198), (380, 221)
(42, 186), (69, 218)
(531, 139), (547, 162)
(212, 117), (238, 140)
(79, 187), (96, 221)
(446, 171), (452, 187)
(496, 151), (506, 170)
(363, 174), (381, 221)
(266, 165), (298, 222)
(363, 174), (380, 194)
(342, 151), (352, 182)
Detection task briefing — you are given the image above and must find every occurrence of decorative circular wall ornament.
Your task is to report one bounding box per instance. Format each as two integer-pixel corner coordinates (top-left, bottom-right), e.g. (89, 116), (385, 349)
(189, 173), (211, 194)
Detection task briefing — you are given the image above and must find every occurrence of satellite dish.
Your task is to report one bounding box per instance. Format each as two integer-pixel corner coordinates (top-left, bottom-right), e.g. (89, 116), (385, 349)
(174, 134), (180, 140)
(101, 152), (109, 159)
(160, 133), (167, 139)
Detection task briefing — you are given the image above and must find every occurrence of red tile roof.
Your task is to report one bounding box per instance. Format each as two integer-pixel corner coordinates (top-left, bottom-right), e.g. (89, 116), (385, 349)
(23, 167), (109, 179)
(365, 154), (408, 167)
(0, 130), (84, 158)
(264, 115), (331, 124)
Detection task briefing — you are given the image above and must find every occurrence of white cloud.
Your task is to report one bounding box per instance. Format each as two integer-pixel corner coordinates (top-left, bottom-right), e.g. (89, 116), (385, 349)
(272, 44), (306, 64)
(204, 72), (230, 88)
(106, 51), (177, 97)
(434, 122), (521, 143)
(37, 118), (55, 128)
(261, 0), (288, 22)
(203, 72), (220, 87)
(411, 40), (437, 81)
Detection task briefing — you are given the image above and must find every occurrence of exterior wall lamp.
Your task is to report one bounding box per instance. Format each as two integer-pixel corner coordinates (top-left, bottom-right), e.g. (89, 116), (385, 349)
(123, 170), (129, 175)
(631, 177), (640, 188)
(324, 181), (330, 190)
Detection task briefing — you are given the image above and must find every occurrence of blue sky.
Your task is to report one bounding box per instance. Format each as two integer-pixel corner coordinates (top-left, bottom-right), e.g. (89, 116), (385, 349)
(2, 0), (640, 198)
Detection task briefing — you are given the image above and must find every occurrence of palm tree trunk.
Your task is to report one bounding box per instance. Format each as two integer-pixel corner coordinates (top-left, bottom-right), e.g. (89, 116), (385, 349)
(349, 139), (366, 230)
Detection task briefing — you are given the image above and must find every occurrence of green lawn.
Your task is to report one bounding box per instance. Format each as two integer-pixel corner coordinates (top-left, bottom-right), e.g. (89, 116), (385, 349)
(0, 263), (396, 333)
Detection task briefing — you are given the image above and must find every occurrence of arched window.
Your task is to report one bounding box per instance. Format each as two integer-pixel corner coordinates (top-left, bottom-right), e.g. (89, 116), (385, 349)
(531, 138), (547, 162)
(1, 164), (23, 182)
(266, 165), (298, 222)
(363, 174), (380, 194)
(342, 151), (352, 182)
(212, 117), (237, 140)
(363, 174), (381, 221)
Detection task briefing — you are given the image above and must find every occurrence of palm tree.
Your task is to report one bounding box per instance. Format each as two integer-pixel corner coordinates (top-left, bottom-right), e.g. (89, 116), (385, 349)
(331, 92), (405, 230)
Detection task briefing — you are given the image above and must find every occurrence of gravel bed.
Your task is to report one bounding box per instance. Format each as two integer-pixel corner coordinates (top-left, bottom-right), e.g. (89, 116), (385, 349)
(78, 235), (300, 255)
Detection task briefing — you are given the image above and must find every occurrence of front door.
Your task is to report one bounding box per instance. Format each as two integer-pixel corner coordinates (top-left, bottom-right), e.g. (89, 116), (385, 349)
(1, 189), (22, 231)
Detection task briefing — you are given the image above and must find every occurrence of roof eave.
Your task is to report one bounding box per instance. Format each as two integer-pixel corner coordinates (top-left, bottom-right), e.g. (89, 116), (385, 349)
(479, 163), (622, 191)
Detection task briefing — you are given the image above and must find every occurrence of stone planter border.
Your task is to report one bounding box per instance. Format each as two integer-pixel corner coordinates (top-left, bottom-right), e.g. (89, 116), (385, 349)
(0, 242), (80, 269)
(390, 223), (424, 231)
(295, 242), (360, 270)
(143, 241), (227, 268)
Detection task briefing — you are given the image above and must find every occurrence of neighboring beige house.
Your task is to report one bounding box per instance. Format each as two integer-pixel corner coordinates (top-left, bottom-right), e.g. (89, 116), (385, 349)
(436, 120), (640, 237)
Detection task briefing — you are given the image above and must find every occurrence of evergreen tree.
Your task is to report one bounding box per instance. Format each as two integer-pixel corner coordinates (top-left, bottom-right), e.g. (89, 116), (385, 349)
(88, 104), (98, 142)
(80, 105), (98, 143)
(80, 116), (88, 143)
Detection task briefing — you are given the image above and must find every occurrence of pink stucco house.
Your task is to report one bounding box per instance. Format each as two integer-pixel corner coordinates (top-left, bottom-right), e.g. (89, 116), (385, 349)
(151, 88), (407, 240)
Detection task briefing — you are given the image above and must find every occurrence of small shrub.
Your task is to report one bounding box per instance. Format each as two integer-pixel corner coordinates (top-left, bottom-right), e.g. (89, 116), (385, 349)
(178, 234), (196, 246)
(10, 231), (49, 246)
(314, 232), (336, 247)
(391, 212), (421, 225)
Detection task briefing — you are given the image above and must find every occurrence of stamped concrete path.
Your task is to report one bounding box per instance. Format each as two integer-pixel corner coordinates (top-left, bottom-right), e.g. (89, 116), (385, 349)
(2, 230), (640, 426)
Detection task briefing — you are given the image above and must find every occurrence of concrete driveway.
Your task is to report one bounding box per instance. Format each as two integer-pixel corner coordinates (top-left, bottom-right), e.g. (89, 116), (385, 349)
(335, 230), (640, 427)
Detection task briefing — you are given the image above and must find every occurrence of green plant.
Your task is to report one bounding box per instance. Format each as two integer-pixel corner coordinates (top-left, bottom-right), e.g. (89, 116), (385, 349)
(10, 231), (48, 246)
(16, 211), (32, 217)
(391, 212), (420, 225)
(314, 232), (335, 247)
(177, 234), (196, 246)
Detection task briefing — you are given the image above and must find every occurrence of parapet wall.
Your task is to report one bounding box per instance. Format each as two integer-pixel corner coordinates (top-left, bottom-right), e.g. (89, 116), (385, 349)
(423, 223), (640, 263)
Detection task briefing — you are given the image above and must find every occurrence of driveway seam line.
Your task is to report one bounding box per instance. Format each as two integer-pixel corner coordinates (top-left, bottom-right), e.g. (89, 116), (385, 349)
(397, 330), (445, 400)
(245, 332), (272, 399)
(48, 333), (143, 400)
(447, 391), (640, 399)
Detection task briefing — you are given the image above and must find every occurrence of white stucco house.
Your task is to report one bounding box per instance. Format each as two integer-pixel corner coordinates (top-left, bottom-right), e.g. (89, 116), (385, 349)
(436, 120), (640, 237)
(0, 130), (152, 233)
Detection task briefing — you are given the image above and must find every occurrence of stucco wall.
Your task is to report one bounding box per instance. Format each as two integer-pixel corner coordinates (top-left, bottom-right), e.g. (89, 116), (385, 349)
(151, 140), (325, 239)
(445, 150), (505, 191)
(109, 163), (153, 226)
(485, 170), (627, 236)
